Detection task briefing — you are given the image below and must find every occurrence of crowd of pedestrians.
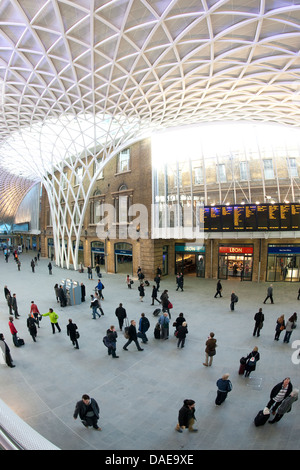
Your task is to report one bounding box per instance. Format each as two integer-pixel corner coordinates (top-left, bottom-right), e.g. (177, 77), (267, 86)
(0, 252), (298, 444)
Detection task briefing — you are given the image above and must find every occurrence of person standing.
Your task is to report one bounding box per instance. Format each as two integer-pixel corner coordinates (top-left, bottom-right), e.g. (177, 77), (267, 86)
(54, 284), (60, 303)
(87, 265), (93, 280)
(160, 289), (170, 315)
(151, 285), (160, 305)
(203, 332), (217, 366)
(253, 308), (264, 337)
(274, 315), (285, 341)
(27, 314), (38, 342)
(266, 378), (293, 414)
(176, 321), (188, 349)
(173, 312), (186, 332)
(67, 319), (79, 349)
(115, 303), (127, 330)
(8, 316), (19, 347)
(283, 313), (297, 343)
(175, 399), (198, 433)
(106, 326), (119, 358)
(215, 374), (232, 406)
(263, 284), (274, 304)
(80, 283), (86, 302)
(138, 313), (150, 344)
(31, 259), (35, 272)
(58, 285), (67, 307)
(30, 301), (41, 328)
(6, 292), (13, 315)
(73, 395), (101, 431)
(158, 312), (170, 340)
(123, 320), (144, 351)
(42, 308), (61, 334)
(11, 294), (20, 319)
(244, 347), (260, 377)
(0, 334), (15, 367)
(268, 389), (298, 424)
(48, 262), (52, 274)
(214, 280), (222, 298)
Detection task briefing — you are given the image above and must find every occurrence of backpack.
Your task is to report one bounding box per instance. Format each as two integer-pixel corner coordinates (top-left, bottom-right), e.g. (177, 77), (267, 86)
(103, 336), (112, 348)
(247, 355), (256, 367)
(124, 326), (130, 339)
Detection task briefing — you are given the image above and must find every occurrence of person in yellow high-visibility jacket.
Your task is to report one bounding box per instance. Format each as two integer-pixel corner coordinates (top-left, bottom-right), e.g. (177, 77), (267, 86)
(42, 308), (61, 334)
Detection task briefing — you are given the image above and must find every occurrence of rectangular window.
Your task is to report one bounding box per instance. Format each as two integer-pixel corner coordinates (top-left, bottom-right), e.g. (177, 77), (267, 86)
(194, 167), (203, 185)
(287, 158), (298, 178)
(75, 166), (83, 185)
(94, 157), (104, 180)
(263, 159), (274, 179)
(118, 149), (130, 173)
(239, 161), (248, 181)
(217, 164), (226, 183)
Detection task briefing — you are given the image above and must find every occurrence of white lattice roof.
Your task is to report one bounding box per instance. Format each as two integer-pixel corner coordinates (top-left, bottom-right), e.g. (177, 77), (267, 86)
(1, 0), (300, 220)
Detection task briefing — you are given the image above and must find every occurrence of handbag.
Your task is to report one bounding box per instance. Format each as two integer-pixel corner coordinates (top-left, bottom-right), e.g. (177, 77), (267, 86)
(168, 302), (173, 309)
(75, 331), (80, 339)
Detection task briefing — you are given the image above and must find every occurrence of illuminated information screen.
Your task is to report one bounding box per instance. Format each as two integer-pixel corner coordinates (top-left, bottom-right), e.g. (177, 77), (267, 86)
(202, 203), (300, 231)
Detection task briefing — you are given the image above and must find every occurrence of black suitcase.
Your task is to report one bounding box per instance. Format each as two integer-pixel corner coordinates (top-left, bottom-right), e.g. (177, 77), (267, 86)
(153, 308), (161, 317)
(254, 410), (270, 427)
(154, 324), (161, 339)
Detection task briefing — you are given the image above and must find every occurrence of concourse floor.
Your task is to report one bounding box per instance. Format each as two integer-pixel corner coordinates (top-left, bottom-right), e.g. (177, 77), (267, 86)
(0, 252), (299, 451)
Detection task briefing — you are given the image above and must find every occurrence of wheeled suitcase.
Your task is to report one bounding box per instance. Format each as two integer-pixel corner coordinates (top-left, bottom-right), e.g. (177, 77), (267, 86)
(153, 308), (161, 317)
(154, 324), (161, 339)
(239, 363), (245, 375)
(254, 409), (270, 426)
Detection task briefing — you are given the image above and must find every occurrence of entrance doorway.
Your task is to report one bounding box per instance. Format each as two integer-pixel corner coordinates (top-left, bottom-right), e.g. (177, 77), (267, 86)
(114, 242), (133, 275)
(175, 244), (206, 277)
(218, 246), (253, 281)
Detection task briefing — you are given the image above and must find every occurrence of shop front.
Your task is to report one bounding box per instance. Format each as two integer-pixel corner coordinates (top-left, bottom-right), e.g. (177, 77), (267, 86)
(266, 245), (300, 282)
(175, 244), (205, 277)
(91, 241), (105, 268)
(218, 245), (253, 281)
(114, 242), (133, 275)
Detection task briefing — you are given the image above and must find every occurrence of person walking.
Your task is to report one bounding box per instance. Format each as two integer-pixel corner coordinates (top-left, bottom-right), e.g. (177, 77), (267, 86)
(253, 308), (264, 337)
(42, 308), (61, 334)
(67, 319), (79, 349)
(30, 301), (41, 328)
(230, 291), (238, 311)
(11, 293), (20, 319)
(80, 283), (86, 302)
(215, 373), (232, 406)
(94, 292), (105, 315)
(138, 282), (145, 302)
(158, 312), (170, 340)
(268, 389), (298, 424)
(106, 326), (119, 358)
(160, 290), (170, 316)
(176, 273), (184, 291)
(73, 394), (101, 431)
(27, 314), (38, 342)
(214, 280), (222, 298)
(90, 295), (101, 319)
(138, 313), (150, 344)
(175, 399), (198, 433)
(176, 321), (188, 349)
(151, 285), (161, 305)
(203, 332), (217, 366)
(154, 273), (161, 291)
(48, 262), (52, 274)
(274, 315), (285, 341)
(123, 320), (144, 351)
(264, 284), (274, 304)
(96, 279), (104, 300)
(283, 313), (297, 343)
(31, 259), (35, 272)
(266, 377), (293, 414)
(244, 346), (260, 377)
(87, 265), (93, 280)
(115, 303), (127, 330)
(173, 312), (186, 332)
(0, 334), (15, 367)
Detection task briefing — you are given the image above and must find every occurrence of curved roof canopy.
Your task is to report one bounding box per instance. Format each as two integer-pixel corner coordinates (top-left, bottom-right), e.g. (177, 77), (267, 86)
(1, 0), (300, 220)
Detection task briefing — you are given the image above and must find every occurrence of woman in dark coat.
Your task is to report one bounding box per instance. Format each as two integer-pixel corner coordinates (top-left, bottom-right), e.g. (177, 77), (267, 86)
(175, 399), (197, 433)
(27, 314), (38, 342)
(138, 283), (145, 302)
(0, 333), (15, 367)
(174, 312), (186, 331)
(67, 319), (79, 349)
(244, 346), (260, 377)
(176, 322), (188, 348)
(274, 315), (285, 341)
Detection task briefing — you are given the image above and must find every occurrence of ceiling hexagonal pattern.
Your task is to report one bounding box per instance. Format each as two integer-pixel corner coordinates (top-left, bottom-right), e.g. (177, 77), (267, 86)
(1, 0), (300, 221)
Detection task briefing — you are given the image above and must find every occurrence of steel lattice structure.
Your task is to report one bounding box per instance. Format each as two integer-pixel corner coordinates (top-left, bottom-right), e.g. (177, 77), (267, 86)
(1, 0), (300, 267)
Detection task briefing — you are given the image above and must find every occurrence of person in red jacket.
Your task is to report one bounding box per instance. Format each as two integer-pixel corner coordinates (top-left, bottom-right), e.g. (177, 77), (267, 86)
(8, 316), (18, 346)
(30, 301), (41, 328)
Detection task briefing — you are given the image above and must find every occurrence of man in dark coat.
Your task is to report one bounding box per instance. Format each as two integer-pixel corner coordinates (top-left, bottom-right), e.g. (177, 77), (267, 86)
(253, 308), (264, 337)
(73, 394), (101, 430)
(267, 378), (293, 414)
(175, 399), (197, 433)
(115, 303), (127, 330)
(67, 319), (79, 349)
(263, 284), (274, 304)
(214, 280), (222, 298)
(80, 283), (86, 302)
(106, 326), (119, 358)
(58, 285), (67, 307)
(151, 285), (160, 305)
(123, 320), (143, 351)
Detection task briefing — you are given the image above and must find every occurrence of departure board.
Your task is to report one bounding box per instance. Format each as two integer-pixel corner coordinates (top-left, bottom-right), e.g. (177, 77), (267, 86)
(291, 204), (300, 230)
(210, 206), (221, 231)
(280, 204), (291, 230)
(233, 205), (245, 230)
(256, 204), (268, 230)
(245, 205), (257, 230)
(222, 206), (233, 231)
(268, 204), (280, 230)
(204, 207), (210, 231)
